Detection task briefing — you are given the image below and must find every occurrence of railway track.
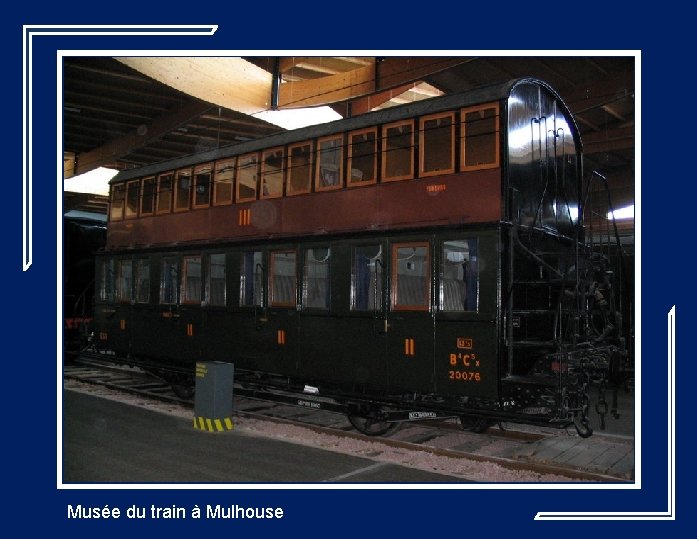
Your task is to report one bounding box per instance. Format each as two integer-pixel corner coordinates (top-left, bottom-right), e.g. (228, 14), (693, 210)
(63, 356), (634, 483)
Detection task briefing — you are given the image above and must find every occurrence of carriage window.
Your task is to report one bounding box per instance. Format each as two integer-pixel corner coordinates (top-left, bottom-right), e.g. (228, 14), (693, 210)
(125, 180), (140, 218)
(174, 168), (192, 211)
(160, 257), (178, 304)
(240, 251), (263, 307)
(287, 142), (312, 196)
(193, 163), (212, 208)
(352, 245), (383, 311)
(269, 250), (297, 307)
(461, 104), (500, 170)
(391, 243), (430, 311)
(135, 259), (150, 303)
(181, 256), (202, 304)
(382, 120), (414, 182)
(261, 147), (284, 199)
(420, 112), (455, 176)
(109, 184), (125, 221)
(237, 153), (259, 202)
(207, 253), (226, 306)
(156, 173), (173, 214)
(98, 259), (115, 302)
(316, 136), (343, 191)
(115, 259), (133, 303)
(213, 158), (235, 206)
(140, 177), (156, 216)
(303, 248), (330, 310)
(441, 240), (478, 312)
(348, 129), (377, 186)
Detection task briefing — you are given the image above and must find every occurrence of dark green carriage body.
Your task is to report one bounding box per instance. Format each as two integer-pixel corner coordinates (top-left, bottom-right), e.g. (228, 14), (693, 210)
(93, 78), (620, 430)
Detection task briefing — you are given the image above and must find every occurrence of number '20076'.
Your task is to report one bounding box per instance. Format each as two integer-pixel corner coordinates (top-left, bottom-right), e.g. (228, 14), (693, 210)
(449, 370), (481, 382)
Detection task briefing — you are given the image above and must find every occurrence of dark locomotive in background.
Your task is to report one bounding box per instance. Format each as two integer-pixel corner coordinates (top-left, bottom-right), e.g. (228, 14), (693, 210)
(84, 78), (631, 436)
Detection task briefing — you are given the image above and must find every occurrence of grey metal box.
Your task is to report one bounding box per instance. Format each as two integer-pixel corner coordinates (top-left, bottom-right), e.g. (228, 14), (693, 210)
(194, 361), (234, 427)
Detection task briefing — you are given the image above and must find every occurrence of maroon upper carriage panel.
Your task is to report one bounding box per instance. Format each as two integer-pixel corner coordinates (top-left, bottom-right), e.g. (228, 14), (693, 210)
(105, 78), (582, 250)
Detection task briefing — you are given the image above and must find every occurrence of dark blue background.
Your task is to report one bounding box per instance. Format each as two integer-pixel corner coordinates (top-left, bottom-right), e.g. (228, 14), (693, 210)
(4, 6), (687, 537)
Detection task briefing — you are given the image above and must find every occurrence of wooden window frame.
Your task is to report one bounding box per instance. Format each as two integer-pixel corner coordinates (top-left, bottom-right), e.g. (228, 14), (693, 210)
(213, 158), (235, 206)
(347, 127), (378, 188)
(109, 184), (125, 221)
(134, 258), (151, 304)
(239, 251), (264, 308)
(261, 147), (285, 200)
(269, 250), (297, 308)
(156, 172), (174, 215)
(192, 163), (213, 209)
(381, 119), (415, 182)
(180, 255), (202, 304)
(419, 111), (455, 177)
(124, 180), (140, 219)
(390, 242), (431, 312)
(174, 167), (193, 213)
(236, 152), (259, 203)
(115, 258), (133, 303)
(286, 141), (313, 196)
(159, 256), (179, 305)
(350, 243), (383, 312)
(140, 176), (156, 216)
(315, 135), (344, 192)
(302, 247), (331, 312)
(206, 252), (227, 307)
(460, 103), (500, 172)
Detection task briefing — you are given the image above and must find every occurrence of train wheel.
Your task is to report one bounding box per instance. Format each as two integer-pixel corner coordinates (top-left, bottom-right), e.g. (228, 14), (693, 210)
(346, 405), (396, 436)
(573, 415), (593, 438)
(459, 415), (492, 434)
(171, 383), (195, 400)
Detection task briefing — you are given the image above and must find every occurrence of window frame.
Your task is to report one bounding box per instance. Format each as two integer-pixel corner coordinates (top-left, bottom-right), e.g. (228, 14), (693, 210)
(109, 184), (125, 221)
(213, 158), (235, 206)
(381, 119), (415, 182)
(390, 241), (431, 312)
(315, 135), (344, 192)
(269, 249), (297, 308)
(460, 103), (501, 172)
(419, 111), (456, 177)
(159, 256), (179, 305)
(350, 243), (384, 312)
(236, 152), (259, 203)
(302, 247), (331, 312)
(134, 258), (151, 304)
(192, 163), (213, 209)
(174, 167), (193, 213)
(156, 172), (174, 215)
(239, 251), (264, 308)
(124, 180), (140, 219)
(180, 255), (203, 305)
(261, 147), (285, 200)
(115, 258), (133, 303)
(347, 127), (378, 188)
(205, 252), (227, 307)
(286, 141), (313, 196)
(439, 238), (480, 313)
(140, 176), (156, 216)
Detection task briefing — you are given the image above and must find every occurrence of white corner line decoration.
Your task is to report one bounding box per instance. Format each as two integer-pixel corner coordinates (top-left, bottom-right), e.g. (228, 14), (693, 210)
(535, 306), (674, 521)
(22, 24), (218, 271)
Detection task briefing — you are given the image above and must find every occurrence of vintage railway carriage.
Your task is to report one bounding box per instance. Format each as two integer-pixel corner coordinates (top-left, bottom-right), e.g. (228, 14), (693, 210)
(95, 78), (623, 436)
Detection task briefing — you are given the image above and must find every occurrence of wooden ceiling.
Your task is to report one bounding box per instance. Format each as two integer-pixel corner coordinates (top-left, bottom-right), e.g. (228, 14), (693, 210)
(63, 55), (635, 240)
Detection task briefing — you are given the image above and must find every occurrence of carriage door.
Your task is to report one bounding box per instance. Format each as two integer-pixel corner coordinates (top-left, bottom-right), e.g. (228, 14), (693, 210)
(386, 240), (435, 394)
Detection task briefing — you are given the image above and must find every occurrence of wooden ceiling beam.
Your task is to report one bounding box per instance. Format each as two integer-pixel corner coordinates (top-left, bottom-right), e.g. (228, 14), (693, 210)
(75, 100), (214, 175)
(278, 57), (471, 108)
